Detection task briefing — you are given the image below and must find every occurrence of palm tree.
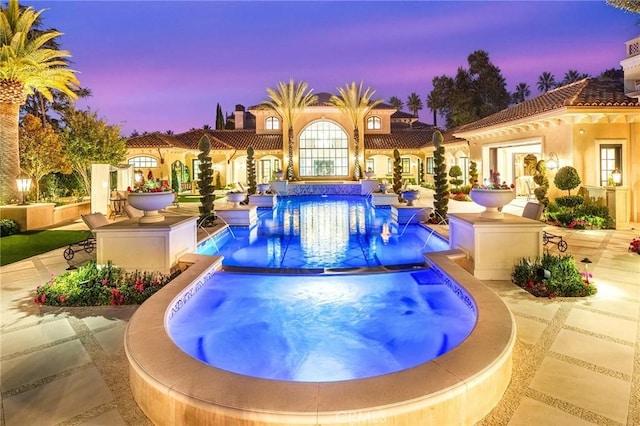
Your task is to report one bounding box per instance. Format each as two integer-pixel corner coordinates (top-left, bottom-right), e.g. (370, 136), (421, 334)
(560, 69), (588, 86)
(329, 81), (382, 180)
(537, 72), (556, 93)
(0, 0), (79, 202)
(264, 79), (317, 181)
(406, 92), (423, 118)
(388, 96), (403, 110)
(512, 82), (531, 104)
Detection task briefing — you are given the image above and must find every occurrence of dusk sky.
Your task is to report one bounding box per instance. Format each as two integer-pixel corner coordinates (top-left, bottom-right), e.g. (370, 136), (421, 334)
(29, 1), (639, 136)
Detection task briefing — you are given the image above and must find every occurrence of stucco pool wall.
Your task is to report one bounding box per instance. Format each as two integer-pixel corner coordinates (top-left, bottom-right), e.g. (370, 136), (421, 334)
(125, 251), (515, 425)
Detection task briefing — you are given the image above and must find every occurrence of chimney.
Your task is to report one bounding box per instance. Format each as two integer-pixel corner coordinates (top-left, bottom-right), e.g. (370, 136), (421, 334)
(234, 104), (245, 130)
(621, 35), (640, 97)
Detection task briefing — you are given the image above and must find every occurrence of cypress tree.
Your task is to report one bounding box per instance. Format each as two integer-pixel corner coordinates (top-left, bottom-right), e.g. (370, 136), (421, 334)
(432, 130), (449, 221)
(215, 103), (225, 130)
(246, 146), (257, 195)
(197, 135), (215, 224)
(392, 148), (403, 201)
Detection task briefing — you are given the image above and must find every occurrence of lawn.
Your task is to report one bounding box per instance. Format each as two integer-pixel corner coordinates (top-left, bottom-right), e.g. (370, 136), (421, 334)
(0, 230), (93, 266)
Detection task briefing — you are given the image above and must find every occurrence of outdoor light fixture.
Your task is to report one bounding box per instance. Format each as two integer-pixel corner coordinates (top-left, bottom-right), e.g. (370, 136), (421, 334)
(612, 168), (622, 186)
(16, 171), (32, 205)
(536, 268), (551, 280)
(546, 152), (559, 170)
(580, 258), (592, 284)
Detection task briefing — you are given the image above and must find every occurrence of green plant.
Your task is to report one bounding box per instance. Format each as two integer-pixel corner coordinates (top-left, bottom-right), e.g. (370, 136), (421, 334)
(246, 146), (257, 195)
(533, 160), (549, 206)
(197, 135), (215, 225)
(0, 219), (19, 237)
(392, 149), (403, 200)
(512, 253), (596, 298)
(215, 171), (222, 190)
(432, 130), (449, 222)
(555, 195), (584, 209)
(468, 160), (479, 186)
(34, 261), (177, 306)
(171, 168), (180, 193)
(554, 166), (581, 195)
(448, 165), (463, 188)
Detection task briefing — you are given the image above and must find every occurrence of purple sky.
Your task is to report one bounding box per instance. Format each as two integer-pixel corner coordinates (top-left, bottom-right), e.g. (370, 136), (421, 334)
(30, 1), (639, 136)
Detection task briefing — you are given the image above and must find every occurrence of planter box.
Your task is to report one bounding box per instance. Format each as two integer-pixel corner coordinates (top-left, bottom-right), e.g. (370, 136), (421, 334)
(0, 201), (91, 231)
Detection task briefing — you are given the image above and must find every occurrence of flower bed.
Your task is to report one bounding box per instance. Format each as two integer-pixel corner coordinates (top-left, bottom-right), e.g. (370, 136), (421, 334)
(630, 237), (640, 255)
(512, 253), (596, 298)
(34, 261), (178, 306)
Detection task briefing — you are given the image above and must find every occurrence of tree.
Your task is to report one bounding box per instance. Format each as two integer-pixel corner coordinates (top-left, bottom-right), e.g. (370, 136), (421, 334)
(329, 81), (382, 180)
(19, 114), (70, 200)
(600, 67), (624, 78)
(554, 166), (581, 195)
(60, 108), (126, 195)
(537, 71), (557, 93)
(246, 146), (256, 195)
(448, 165), (463, 188)
(533, 160), (550, 206)
(606, 0), (640, 13)
(432, 130), (449, 222)
(406, 92), (423, 117)
(469, 159), (479, 185)
(392, 149), (403, 200)
(264, 79), (317, 181)
(560, 69), (589, 86)
(468, 50), (510, 119)
(215, 103), (225, 130)
(202, 124), (211, 130)
(197, 135), (214, 225)
(0, 0), (79, 202)
(512, 82), (531, 104)
(388, 96), (403, 110)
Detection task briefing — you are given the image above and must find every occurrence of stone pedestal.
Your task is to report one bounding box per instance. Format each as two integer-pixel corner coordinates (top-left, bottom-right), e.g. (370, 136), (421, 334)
(269, 180), (288, 196)
(216, 205), (258, 227)
(249, 194), (277, 208)
(448, 213), (545, 280)
(391, 204), (432, 224)
(360, 179), (379, 195)
(95, 216), (197, 274)
(371, 193), (398, 206)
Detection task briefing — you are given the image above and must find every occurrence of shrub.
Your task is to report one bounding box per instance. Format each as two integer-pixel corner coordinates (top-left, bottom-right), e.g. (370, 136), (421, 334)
(554, 166), (581, 195)
(555, 195), (584, 209)
(0, 219), (20, 237)
(34, 261), (178, 306)
(448, 165), (463, 188)
(512, 253), (596, 298)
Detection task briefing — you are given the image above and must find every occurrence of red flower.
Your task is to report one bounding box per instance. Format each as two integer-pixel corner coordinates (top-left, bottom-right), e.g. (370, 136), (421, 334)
(40, 294), (46, 303)
(527, 280), (534, 289)
(59, 295), (67, 303)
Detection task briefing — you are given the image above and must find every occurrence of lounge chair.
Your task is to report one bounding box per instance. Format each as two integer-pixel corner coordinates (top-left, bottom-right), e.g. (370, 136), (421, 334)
(124, 204), (144, 219)
(63, 213), (110, 261)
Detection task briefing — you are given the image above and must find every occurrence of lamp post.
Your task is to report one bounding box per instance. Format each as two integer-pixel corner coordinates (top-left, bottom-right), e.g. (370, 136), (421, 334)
(580, 257), (592, 284)
(16, 172), (32, 205)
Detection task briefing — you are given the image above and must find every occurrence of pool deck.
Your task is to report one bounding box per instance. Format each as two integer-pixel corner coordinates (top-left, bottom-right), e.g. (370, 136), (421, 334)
(1, 193), (639, 425)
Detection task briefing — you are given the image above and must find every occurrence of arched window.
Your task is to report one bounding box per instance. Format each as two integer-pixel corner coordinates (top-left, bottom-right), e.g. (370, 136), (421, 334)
(265, 116), (280, 130)
(299, 121), (348, 177)
(367, 116), (381, 130)
(128, 156), (158, 168)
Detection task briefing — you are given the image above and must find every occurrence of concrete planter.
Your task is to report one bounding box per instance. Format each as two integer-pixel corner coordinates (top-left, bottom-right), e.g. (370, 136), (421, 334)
(127, 192), (174, 223)
(469, 189), (515, 219)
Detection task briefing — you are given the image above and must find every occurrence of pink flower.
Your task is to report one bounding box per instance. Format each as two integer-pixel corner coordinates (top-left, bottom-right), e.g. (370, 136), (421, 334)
(40, 294), (46, 303)
(102, 278), (109, 286)
(59, 295), (67, 303)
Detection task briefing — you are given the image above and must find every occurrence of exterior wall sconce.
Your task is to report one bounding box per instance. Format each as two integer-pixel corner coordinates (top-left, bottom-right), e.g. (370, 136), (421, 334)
(612, 168), (622, 186)
(16, 171), (32, 205)
(579, 128), (585, 135)
(546, 152), (559, 170)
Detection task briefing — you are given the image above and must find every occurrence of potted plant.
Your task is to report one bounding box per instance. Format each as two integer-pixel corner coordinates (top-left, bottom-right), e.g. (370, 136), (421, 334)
(469, 170), (515, 219)
(126, 180), (174, 223)
(226, 191), (247, 207)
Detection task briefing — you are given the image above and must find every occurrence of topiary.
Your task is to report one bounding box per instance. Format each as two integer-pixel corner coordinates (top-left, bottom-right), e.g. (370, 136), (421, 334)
(469, 160), (479, 186)
(392, 149), (403, 200)
(432, 130), (449, 221)
(246, 146), (257, 195)
(533, 160), (549, 206)
(197, 135), (215, 225)
(554, 166), (581, 195)
(448, 165), (463, 188)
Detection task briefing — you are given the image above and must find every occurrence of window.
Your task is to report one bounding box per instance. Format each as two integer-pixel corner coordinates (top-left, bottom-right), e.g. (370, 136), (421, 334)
(387, 158), (392, 174)
(260, 159), (271, 183)
(265, 116), (280, 130)
(459, 157), (469, 185)
(366, 158), (374, 172)
(367, 116), (381, 130)
(401, 158), (410, 174)
(426, 157), (435, 174)
(600, 144), (622, 186)
(299, 121), (349, 177)
(128, 156), (158, 168)
(192, 159), (201, 181)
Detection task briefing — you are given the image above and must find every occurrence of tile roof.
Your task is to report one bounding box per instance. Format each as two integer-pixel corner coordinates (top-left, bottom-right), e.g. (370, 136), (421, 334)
(126, 132), (191, 149)
(365, 129), (437, 150)
(455, 77), (639, 133)
(391, 110), (417, 119)
(170, 129), (282, 151)
(172, 130), (234, 150)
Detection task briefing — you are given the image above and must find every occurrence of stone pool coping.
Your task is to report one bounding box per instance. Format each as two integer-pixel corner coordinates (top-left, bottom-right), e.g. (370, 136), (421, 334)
(125, 251), (515, 425)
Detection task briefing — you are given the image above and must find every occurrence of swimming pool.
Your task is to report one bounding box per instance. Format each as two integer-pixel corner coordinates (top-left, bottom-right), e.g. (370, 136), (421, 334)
(197, 195), (449, 269)
(168, 269), (476, 382)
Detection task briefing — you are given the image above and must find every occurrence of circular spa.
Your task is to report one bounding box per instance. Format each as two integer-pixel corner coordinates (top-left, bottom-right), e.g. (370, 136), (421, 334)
(125, 195), (515, 425)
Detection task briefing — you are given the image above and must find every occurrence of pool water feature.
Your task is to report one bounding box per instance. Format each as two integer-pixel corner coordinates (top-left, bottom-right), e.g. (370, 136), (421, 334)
(168, 269), (476, 382)
(198, 195), (449, 269)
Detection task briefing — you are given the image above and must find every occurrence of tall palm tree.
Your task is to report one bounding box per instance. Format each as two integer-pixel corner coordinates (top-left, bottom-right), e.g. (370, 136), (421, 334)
(264, 79), (317, 181)
(0, 0), (79, 202)
(537, 72), (556, 93)
(512, 82), (531, 104)
(329, 81), (382, 180)
(560, 69), (588, 86)
(388, 96), (403, 110)
(406, 92), (423, 118)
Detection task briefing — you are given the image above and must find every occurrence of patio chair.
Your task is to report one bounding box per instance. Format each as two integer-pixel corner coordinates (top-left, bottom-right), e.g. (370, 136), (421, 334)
(63, 213), (110, 261)
(124, 204), (144, 219)
(521, 202), (544, 221)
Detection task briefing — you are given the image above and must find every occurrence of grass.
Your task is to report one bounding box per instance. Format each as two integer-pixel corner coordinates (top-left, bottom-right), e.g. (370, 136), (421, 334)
(0, 230), (93, 266)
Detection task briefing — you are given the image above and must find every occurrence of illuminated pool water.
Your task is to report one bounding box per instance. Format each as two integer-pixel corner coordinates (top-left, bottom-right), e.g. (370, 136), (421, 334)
(197, 195), (449, 269)
(167, 269), (476, 382)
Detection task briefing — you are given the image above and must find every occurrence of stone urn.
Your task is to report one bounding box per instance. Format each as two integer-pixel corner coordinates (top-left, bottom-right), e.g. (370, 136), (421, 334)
(257, 183), (270, 194)
(226, 192), (247, 208)
(274, 171), (284, 181)
(378, 183), (392, 193)
(365, 170), (376, 180)
(401, 190), (420, 206)
(126, 192), (175, 223)
(469, 188), (515, 219)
